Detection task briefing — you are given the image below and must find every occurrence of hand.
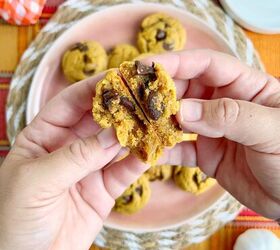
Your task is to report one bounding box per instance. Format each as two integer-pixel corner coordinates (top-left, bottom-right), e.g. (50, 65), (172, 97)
(0, 75), (148, 250)
(145, 49), (280, 220)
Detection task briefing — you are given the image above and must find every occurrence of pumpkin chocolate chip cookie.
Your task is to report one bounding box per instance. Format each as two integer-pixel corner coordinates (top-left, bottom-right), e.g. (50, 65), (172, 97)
(137, 13), (186, 53)
(119, 61), (182, 147)
(173, 166), (216, 194)
(62, 41), (107, 83)
(145, 165), (173, 181)
(114, 175), (151, 215)
(92, 60), (182, 164)
(108, 44), (139, 68)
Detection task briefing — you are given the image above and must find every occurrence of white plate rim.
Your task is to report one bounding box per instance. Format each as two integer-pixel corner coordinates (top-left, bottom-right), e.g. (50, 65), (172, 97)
(220, 0), (280, 34)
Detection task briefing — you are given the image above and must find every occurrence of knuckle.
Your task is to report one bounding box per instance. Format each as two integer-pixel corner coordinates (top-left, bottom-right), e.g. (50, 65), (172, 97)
(213, 98), (240, 126)
(69, 139), (92, 164)
(68, 138), (97, 167)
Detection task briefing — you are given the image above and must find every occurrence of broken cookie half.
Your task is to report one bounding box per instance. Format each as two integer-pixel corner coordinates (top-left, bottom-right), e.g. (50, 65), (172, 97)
(92, 60), (182, 164)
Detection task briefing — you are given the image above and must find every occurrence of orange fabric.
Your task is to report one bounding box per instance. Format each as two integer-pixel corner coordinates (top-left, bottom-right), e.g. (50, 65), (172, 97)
(0, 0), (46, 25)
(245, 31), (280, 77)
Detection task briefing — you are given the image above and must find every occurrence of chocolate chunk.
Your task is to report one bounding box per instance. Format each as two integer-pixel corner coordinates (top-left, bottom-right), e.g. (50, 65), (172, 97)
(83, 68), (95, 76)
(138, 84), (145, 100)
(120, 96), (135, 112)
(193, 172), (199, 184)
(193, 172), (207, 184)
(122, 195), (133, 204)
(102, 89), (119, 109)
(70, 42), (88, 52)
(135, 60), (155, 75)
(147, 91), (164, 120)
(163, 42), (174, 51)
(135, 186), (143, 196)
(156, 29), (166, 41)
(83, 54), (91, 63)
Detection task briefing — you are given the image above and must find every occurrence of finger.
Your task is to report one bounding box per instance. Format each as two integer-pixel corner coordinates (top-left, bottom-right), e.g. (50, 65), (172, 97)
(78, 171), (115, 220)
(143, 49), (280, 102)
(25, 73), (105, 152)
(37, 73), (105, 127)
(174, 79), (189, 99)
(71, 111), (101, 138)
(156, 141), (197, 166)
(30, 128), (121, 190)
(102, 155), (149, 199)
(177, 98), (280, 152)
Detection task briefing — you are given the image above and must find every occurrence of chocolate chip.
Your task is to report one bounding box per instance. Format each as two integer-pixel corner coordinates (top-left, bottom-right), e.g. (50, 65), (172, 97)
(122, 195), (133, 204)
(135, 186), (143, 196)
(138, 84), (145, 100)
(102, 89), (119, 109)
(147, 91), (164, 120)
(83, 54), (91, 63)
(163, 42), (174, 51)
(193, 172), (199, 184)
(135, 60), (155, 75)
(70, 42), (88, 52)
(156, 29), (166, 41)
(83, 68), (95, 76)
(120, 96), (135, 113)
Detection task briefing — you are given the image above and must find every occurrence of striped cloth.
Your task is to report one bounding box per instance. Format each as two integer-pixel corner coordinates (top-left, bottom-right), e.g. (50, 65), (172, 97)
(0, 1), (279, 249)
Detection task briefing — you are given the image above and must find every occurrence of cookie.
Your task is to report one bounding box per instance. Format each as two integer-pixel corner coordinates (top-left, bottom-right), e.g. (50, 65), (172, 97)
(145, 165), (173, 181)
(173, 166), (216, 194)
(92, 60), (182, 164)
(92, 70), (161, 163)
(114, 175), (151, 214)
(137, 13), (186, 53)
(108, 44), (139, 68)
(119, 61), (182, 147)
(62, 41), (107, 83)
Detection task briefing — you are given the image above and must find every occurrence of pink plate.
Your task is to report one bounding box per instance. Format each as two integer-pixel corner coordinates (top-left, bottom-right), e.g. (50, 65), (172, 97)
(27, 3), (236, 232)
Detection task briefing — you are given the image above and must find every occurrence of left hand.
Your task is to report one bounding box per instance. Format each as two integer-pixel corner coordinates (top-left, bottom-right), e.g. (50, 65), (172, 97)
(0, 75), (148, 250)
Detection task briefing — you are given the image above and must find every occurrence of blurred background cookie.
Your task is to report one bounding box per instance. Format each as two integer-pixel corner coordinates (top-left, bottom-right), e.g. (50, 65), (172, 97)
(62, 41), (107, 83)
(108, 44), (139, 68)
(173, 166), (216, 194)
(145, 165), (173, 181)
(137, 13), (186, 53)
(114, 175), (151, 215)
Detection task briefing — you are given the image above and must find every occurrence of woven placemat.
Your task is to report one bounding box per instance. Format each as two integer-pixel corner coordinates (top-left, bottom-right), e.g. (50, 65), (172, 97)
(6, 0), (264, 249)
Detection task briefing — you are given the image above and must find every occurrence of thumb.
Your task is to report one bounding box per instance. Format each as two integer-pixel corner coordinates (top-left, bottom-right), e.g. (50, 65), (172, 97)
(32, 128), (121, 190)
(177, 98), (280, 147)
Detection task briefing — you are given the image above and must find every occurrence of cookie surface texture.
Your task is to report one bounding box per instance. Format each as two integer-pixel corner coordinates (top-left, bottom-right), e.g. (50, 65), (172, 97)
(62, 41), (107, 83)
(137, 13), (186, 53)
(119, 61), (182, 147)
(92, 61), (182, 164)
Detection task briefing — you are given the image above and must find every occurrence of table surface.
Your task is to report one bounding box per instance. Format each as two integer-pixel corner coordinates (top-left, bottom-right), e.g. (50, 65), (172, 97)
(0, 1), (280, 249)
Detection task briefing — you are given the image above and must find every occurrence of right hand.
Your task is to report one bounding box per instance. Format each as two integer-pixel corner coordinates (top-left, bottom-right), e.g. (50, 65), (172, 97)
(145, 49), (280, 220)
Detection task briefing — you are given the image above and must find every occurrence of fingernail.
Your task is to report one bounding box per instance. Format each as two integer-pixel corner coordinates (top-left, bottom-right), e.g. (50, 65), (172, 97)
(97, 128), (118, 149)
(180, 100), (202, 122)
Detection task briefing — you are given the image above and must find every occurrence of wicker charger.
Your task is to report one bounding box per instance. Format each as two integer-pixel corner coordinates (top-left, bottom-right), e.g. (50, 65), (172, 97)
(6, 0), (264, 249)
